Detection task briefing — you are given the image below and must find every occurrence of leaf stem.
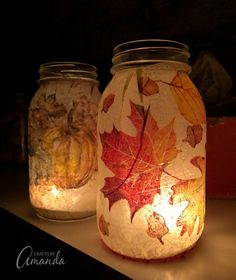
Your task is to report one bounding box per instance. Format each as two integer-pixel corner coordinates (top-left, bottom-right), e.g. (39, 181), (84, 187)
(155, 79), (184, 89)
(106, 105), (150, 196)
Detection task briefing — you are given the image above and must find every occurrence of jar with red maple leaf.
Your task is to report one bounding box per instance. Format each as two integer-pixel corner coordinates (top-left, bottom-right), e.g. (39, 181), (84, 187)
(97, 40), (206, 260)
(29, 62), (101, 220)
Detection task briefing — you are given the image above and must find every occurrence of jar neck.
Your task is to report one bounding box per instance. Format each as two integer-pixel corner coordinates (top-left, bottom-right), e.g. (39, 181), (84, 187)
(38, 62), (98, 82)
(111, 39), (191, 74)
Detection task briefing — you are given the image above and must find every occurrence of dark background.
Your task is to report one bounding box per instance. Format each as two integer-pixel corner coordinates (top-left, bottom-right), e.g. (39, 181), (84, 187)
(1, 0), (236, 163)
(2, 0), (236, 100)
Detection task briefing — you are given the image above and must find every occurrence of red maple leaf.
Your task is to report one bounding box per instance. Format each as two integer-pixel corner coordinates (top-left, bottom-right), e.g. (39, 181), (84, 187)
(100, 101), (178, 221)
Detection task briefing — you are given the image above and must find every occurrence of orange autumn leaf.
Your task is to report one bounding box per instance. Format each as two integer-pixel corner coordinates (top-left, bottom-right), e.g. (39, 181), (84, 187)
(172, 179), (204, 237)
(146, 211), (169, 244)
(170, 72), (206, 125)
(100, 101), (178, 221)
(152, 118), (178, 164)
(171, 156), (205, 236)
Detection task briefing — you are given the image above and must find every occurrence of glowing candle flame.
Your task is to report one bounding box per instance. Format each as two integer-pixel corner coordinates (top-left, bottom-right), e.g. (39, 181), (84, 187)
(50, 185), (60, 197)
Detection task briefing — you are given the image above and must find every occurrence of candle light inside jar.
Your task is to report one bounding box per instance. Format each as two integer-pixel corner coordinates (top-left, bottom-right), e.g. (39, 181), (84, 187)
(28, 62), (101, 220)
(50, 185), (60, 197)
(97, 40), (206, 260)
(30, 175), (97, 220)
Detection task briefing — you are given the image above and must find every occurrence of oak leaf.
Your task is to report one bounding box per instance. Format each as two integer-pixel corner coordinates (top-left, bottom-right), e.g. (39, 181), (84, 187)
(146, 211), (169, 244)
(100, 101), (178, 221)
(171, 156), (205, 236)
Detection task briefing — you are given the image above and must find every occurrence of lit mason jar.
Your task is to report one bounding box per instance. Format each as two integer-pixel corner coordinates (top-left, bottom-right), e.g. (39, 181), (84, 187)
(29, 62), (101, 220)
(97, 40), (206, 260)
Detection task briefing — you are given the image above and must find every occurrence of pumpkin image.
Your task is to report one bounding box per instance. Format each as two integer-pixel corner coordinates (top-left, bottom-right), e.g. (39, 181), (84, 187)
(42, 125), (96, 189)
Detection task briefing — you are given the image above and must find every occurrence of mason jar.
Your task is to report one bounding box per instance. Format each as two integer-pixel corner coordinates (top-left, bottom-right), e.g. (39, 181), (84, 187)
(97, 40), (206, 260)
(29, 62), (101, 220)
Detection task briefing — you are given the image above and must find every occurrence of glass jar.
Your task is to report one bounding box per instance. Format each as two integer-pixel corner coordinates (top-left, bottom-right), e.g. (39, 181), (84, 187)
(97, 40), (206, 260)
(29, 62), (101, 221)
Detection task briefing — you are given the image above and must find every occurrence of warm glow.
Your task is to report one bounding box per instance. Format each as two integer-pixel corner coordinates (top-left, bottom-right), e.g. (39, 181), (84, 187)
(153, 198), (189, 232)
(28, 64), (101, 220)
(50, 185), (60, 197)
(97, 60), (206, 260)
(29, 174), (97, 220)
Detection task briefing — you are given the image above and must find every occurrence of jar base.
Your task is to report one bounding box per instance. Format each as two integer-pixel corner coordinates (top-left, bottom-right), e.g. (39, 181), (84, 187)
(34, 207), (96, 222)
(101, 239), (198, 262)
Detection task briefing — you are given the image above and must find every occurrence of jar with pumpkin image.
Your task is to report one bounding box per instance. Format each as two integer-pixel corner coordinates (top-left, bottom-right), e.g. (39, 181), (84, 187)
(97, 40), (206, 260)
(29, 62), (101, 220)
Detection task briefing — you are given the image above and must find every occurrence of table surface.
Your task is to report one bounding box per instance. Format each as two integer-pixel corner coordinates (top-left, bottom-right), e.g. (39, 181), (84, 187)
(1, 166), (236, 279)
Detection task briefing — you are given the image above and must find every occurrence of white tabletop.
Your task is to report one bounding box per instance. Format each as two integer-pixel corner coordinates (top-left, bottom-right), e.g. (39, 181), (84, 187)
(1, 166), (236, 280)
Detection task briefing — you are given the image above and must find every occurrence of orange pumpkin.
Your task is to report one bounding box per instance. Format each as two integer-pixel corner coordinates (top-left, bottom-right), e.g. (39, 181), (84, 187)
(42, 126), (96, 189)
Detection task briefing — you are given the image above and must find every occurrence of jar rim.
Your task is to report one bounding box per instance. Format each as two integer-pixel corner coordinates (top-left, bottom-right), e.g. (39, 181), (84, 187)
(111, 39), (190, 73)
(113, 39), (189, 54)
(39, 61), (98, 81)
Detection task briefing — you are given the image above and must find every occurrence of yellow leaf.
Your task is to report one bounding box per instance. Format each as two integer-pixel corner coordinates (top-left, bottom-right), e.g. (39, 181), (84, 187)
(171, 156), (206, 236)
(170, 72), (206, 125)
(152, 118), (178, 164)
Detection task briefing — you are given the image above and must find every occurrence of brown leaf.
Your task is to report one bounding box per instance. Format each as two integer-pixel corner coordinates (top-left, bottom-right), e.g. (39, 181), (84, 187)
(146, 211), (169, 244)
(98, 215), (110, 236)
(48, 103), (67, 118)
(191, 156), (205, 174)
(183, 125), (203, 148)
(101, 94), (115, 113)
(138, 77), (159, 96)
(31, 108), (49, 129)
(37, 93), (67, 119)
